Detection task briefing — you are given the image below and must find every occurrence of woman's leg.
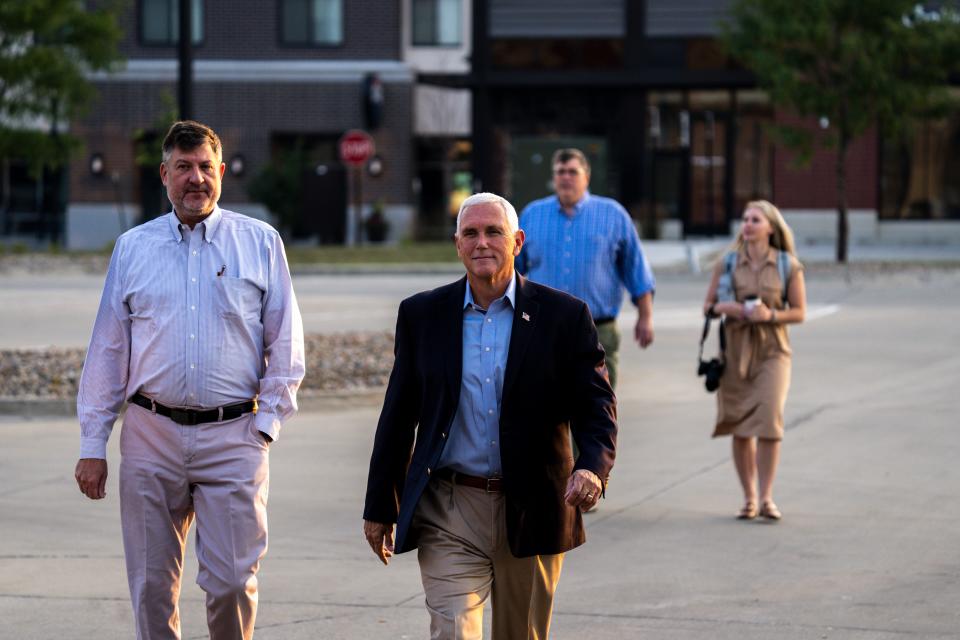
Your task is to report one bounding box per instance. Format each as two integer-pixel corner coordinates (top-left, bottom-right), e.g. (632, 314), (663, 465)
(757, 438), (781, 506)
(732, 436), (758, 505)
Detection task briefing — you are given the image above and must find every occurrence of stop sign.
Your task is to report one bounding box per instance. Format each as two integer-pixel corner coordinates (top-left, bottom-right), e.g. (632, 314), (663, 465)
(338, 129), (375, 167)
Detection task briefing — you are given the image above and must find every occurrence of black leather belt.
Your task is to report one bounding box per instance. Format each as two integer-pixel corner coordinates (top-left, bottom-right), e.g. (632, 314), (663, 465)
(593, 316), (616, 326)
(130, 392), (256, 425)
(435, 468), (503, 492)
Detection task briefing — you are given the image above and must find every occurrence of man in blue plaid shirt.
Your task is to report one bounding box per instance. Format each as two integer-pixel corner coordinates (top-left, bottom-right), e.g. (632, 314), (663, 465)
(515, 148), (655, 389)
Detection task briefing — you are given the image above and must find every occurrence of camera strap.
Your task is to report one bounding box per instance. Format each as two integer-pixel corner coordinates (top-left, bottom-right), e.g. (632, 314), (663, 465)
(698, 315), (726, 364)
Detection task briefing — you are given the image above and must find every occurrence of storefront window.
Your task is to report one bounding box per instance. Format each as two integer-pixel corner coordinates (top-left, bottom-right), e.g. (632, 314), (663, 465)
(880, 115), (960, 219)
(732, 91), (775, 210)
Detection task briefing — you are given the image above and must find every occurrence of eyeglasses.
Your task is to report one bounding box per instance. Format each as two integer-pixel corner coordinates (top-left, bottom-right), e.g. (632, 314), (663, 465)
(553, 168), (583, 177)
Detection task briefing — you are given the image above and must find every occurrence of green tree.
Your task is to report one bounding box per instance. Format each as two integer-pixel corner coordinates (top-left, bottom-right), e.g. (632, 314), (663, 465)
(723, 0), (960, 261)
(0, 0), (124, 170)
(247, 143), (310, 237)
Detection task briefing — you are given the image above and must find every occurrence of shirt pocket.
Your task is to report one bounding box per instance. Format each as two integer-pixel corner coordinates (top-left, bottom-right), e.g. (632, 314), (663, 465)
(215, 276), (263, 321)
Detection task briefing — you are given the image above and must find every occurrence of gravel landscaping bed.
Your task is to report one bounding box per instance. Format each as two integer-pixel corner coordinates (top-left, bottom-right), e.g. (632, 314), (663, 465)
(0, 332), (394, 401)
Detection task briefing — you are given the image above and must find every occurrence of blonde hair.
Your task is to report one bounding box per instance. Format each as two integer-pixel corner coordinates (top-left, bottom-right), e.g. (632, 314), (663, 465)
(732, 200), (797, 255)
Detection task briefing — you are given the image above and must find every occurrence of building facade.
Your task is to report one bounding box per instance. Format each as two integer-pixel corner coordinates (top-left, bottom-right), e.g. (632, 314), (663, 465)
(65, 0), (415, 249)
(425, 0), (960, 243)
(2, 0), (958, 248)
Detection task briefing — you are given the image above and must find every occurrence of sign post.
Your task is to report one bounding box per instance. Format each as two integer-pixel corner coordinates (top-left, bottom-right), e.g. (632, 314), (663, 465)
(338, 130), (375, 246)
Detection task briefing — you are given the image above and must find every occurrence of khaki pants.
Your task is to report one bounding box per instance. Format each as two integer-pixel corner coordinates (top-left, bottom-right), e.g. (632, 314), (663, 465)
(119, 404), (270, 640)
(595, 320), (621, 390)
(413, 477), (564, 640)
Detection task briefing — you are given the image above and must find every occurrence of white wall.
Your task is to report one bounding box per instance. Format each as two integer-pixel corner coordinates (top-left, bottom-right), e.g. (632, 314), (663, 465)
(402, 0), (472, 137)
(734, 208), (960, 245)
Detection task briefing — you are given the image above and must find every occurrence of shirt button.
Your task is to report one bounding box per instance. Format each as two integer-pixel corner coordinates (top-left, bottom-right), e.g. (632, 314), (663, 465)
(190, 334), (195, 340)
(485, 347), (490, 352)
(441, 432), (446, 439)
(191, 277), (197, 283)
(190, 363), (195, 369)
(487, 318), (492, 323)
(190, 305), (196, 310)
(488, 409), (494, 415)
(485, 377), (491, 383)
(491, 440), (496, 446)
(426, 467), (431, 475)
(189, 392), (195, 397)
(192, 250), (198, 256)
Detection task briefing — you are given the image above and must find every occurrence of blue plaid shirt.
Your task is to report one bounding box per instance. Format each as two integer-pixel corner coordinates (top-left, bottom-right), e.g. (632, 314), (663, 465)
(516, 192), (655, 320)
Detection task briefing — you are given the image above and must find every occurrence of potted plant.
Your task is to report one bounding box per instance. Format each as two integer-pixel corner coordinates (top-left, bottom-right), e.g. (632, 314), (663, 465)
(365, 199), (390, 243)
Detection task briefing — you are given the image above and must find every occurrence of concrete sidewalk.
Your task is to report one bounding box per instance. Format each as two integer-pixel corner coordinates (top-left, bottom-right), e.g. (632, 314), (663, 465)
(2, 268), (959, 638)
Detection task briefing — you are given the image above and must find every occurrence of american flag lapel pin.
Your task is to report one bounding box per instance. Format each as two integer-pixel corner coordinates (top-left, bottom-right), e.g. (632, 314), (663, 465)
(521, 312), (531, 322)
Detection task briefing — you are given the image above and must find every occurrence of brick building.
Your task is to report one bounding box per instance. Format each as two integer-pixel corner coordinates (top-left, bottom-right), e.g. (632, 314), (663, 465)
(64, 0), (415, 249)
(422, 0), (960, 244)
(3, 0), (958, 247)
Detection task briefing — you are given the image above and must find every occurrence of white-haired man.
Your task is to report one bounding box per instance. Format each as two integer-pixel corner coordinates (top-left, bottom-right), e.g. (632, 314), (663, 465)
(362, 192), (617, 638)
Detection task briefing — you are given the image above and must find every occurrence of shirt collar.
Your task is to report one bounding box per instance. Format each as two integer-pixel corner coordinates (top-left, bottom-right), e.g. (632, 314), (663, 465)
(555, 190), (592, 216)
(736, 245), (779, 266)
(166, 206), (223, 244)
(463, 272), (517, 311)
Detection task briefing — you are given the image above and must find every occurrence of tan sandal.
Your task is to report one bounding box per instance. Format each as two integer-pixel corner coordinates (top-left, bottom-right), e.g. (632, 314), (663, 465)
(759, 501), (782, 520)
(736, 501), (758, 520)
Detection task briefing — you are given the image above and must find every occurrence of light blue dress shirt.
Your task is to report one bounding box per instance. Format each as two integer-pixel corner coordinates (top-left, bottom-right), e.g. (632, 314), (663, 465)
(77, 207), (305, 459)
(436, 275), (517, 477)
(515, 192), (655, 320)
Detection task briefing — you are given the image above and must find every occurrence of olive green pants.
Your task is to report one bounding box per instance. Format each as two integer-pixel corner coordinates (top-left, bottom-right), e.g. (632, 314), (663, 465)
(595, 320), (621, 390)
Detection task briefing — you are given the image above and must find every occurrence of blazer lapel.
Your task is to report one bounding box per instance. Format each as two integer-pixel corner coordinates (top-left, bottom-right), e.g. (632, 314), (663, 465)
(443, 276), (467, 408)
(502, 274), (539, 402)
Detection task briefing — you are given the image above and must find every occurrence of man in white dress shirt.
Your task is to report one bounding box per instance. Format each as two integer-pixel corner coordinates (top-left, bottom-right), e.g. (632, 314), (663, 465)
(74, 120), (305, 640)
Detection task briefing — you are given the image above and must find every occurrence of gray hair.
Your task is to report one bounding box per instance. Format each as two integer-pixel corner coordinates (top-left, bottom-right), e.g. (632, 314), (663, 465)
(456, 192), (519, 235)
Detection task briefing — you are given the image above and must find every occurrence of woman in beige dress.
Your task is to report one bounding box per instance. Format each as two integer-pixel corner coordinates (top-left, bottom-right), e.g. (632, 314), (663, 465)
(702, 200), (806, 521)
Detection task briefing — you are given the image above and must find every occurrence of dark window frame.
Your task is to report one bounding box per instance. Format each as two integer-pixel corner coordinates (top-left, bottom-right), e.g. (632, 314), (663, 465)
(138, 0), (206, 48)
(277, 0), (345, 48)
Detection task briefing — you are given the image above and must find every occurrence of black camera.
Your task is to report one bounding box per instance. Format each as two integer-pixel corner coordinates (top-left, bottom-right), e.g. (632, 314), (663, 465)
(698, 358), (724, 392)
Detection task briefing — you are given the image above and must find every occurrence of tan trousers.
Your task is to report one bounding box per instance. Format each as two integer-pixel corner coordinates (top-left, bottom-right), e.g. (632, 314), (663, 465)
(413, 477), (564, 640)
(119, 404), (270, 640)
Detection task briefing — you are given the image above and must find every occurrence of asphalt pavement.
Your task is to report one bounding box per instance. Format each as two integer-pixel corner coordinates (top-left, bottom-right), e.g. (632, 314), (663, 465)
(1, 254), (959, 638)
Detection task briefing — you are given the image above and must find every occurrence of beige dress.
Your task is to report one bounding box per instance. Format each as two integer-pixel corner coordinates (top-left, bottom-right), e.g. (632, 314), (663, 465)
(713, 248), (803, 441)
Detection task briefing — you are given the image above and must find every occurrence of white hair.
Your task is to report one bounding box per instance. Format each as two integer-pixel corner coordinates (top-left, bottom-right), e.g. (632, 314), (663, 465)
(456, 192), (519, 235)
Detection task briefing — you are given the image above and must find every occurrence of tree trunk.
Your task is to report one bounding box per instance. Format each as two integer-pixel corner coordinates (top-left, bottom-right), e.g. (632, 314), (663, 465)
(836, 128), (850, 263)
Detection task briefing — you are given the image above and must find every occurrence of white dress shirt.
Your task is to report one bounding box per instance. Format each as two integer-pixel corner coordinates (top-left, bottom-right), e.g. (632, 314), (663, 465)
(77, 207), (305, 459)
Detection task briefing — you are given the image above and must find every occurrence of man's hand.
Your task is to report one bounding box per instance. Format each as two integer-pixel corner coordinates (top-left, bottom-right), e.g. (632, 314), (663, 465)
(75, 458), (108, 500)
(634, 315), (654, 348)
(363, 520), (395, 566)
(634, 292), (654, 348)
(564, 469), (602, 510)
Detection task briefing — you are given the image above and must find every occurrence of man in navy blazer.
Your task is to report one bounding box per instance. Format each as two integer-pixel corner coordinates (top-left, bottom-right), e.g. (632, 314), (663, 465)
(363, 192), (617, 639)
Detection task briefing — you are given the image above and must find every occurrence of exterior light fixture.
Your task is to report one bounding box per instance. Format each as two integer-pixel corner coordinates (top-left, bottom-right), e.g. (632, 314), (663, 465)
(229, 154), (246, 176)
(367, 155), (384, 177)
(89, 153), (105, 177)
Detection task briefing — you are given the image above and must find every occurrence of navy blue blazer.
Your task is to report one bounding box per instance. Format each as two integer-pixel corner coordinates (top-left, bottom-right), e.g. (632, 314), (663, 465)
(362, 273), (617, 558)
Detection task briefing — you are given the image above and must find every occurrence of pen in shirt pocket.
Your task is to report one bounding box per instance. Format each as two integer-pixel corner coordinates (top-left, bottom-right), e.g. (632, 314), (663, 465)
(217, 264), (226, 277)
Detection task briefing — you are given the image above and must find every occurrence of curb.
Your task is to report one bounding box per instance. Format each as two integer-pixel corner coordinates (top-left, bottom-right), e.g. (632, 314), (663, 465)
(290, 262), (465, 276)
(0, 389), (387, 419)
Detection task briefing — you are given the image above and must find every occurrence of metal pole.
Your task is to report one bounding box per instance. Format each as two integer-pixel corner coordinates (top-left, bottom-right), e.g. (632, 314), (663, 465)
(354, 167), (364, 246)
(178, 0), (192, 120)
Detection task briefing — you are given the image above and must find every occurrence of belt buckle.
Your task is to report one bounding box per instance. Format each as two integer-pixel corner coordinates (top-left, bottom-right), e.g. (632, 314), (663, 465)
(485, 478), (498, 493)
(169, 408), (196, 425)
